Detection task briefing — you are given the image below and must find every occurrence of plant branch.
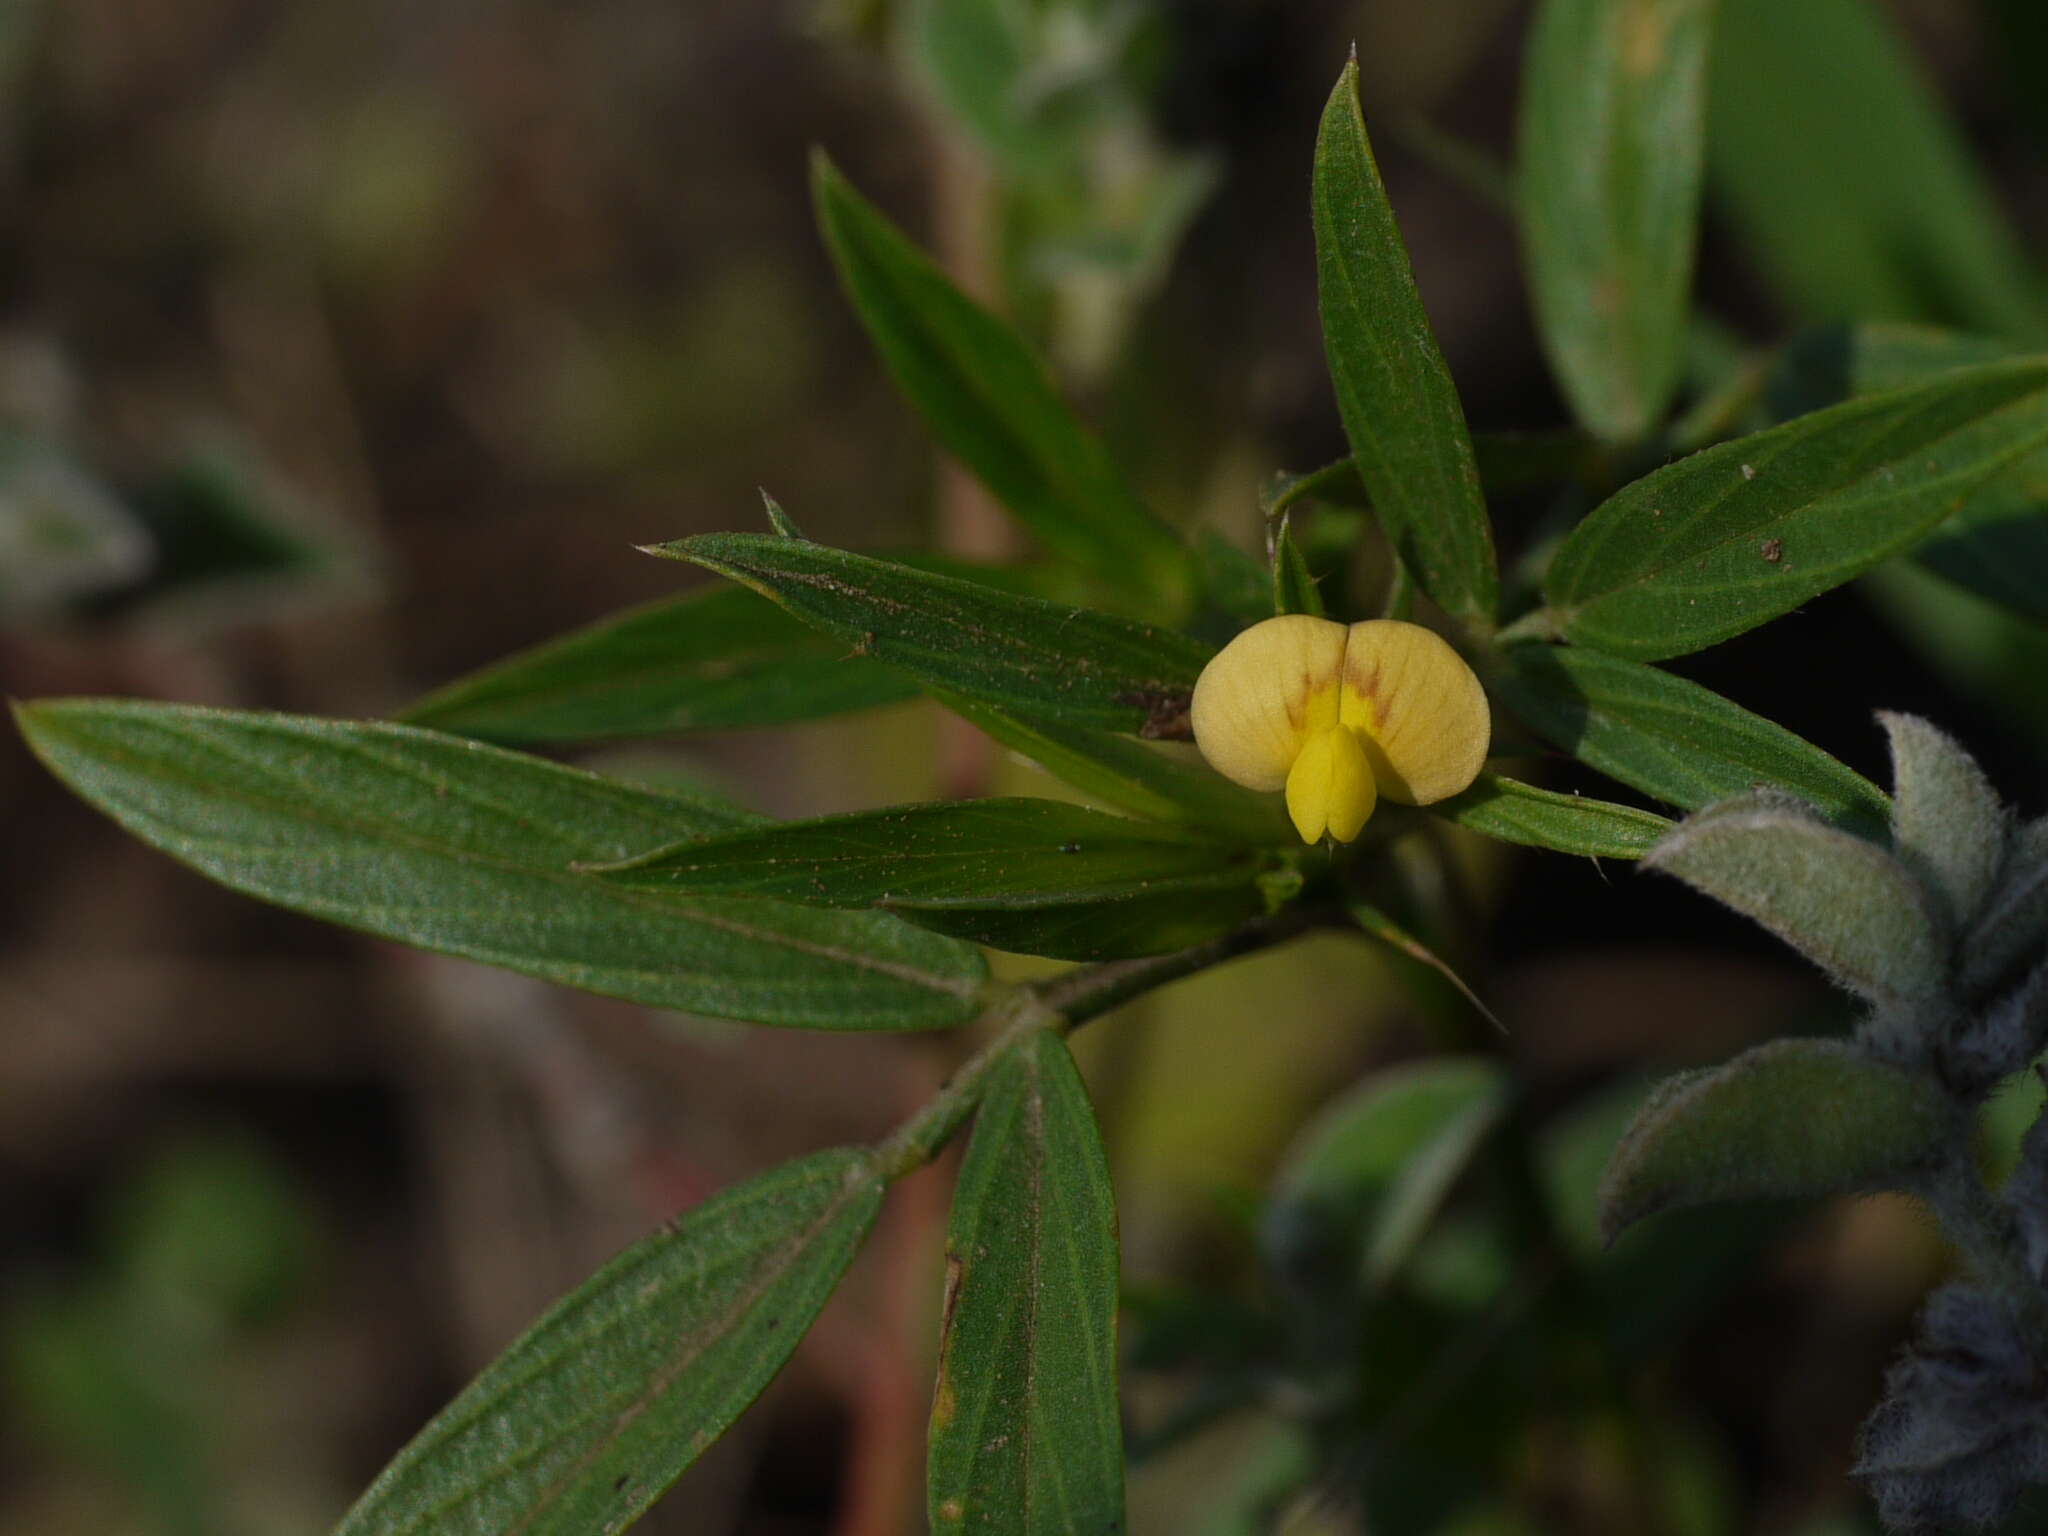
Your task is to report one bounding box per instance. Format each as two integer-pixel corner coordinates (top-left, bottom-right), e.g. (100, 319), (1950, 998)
(868, 905), (1343, 1182)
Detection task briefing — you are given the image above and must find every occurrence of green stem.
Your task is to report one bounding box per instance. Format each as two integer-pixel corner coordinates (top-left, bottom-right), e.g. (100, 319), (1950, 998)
(868, 905), (1342, 1182)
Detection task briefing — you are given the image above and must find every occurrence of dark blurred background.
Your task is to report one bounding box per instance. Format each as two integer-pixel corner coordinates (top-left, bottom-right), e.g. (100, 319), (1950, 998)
(3, 1), (2045, 1532)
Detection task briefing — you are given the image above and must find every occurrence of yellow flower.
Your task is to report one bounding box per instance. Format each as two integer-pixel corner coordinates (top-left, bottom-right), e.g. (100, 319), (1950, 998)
(1190, 615), (1490, 844)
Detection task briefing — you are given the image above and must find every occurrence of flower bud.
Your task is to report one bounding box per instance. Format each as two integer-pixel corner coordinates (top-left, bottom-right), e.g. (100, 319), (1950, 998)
(1190, 615), (1489, 844)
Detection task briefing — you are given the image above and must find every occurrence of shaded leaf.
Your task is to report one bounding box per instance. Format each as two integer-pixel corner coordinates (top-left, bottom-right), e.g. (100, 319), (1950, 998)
(1600, 1039), (1953, 1242)
(813, 152), (1192, 608)
(14, 700), (986, 1029)
(1265, 1058), (1508, 1292)
(1429, 770), (1672, 858)
(1346, 900), (1501, 1031)
(595, 797), (1272, 963)
(1272, 521), (1323, 617)
(1518, 0), (1713, 440)
(1492, 642), (1888, 832)
(651, 532), (1212, 734)
(929, 1030), (1124, 1535)
(1544, 359), (2048, 659)
(337, 1149), (883, 1535)
(1313, 61), (1498, 626)
(1707, 0), (2043, 341)
(1644, 791), (1947, 1007)
(938, 693), (1293, 843)
(401, 584), (920, 744)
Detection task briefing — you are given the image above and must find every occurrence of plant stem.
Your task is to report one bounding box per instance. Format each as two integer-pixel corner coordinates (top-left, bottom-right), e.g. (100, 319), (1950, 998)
(868, 905), (1343, 1182)
(1922, 1149), (2048, 1355)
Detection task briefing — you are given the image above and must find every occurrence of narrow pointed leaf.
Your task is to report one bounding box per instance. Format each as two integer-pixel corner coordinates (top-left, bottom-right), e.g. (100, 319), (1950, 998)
(400, 584), (920, 744)
(1645, 791), (1947, 1007)
(1769, 322), (2048, 627)
(1600, 1039), (1953, 1242)
(14, 700), (986, 1028)
(653, 533), (1212, 735)
(1347, 900), (1501, 1031)
(1313, 61), (1498, 626)
(929, 1030), (1124, 1535)
(1272, 522), (1323, 616)
(1492, 642), (1888, 832)
(938, 693), (1293, 843)
(1429, 770), (1672, 858)
(596, 798), (1270, 962)
(1707, 0), (2043, 341)
(1518, 0), (1713, 441)
(1880, 712), (2007, 928)
(1264, 1058), (1508, 1290)
(813, 152), (1192, 609)
(1544, 359), (2048, 659)
(337, 1148), (884, 1536)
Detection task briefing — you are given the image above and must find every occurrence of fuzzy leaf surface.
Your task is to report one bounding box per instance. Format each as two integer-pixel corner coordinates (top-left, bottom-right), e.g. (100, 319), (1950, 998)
(1518, 0), (1713, 440)
(1313, 61), (1497, 626)
(929, 1031), (1124, 1535)
(1545, 359), (2048, 658)
(655, 534), (1212, 735)
(14, 701), (986, 1028)
(1645, 792), (1947, 1006)
(813, 153), (1191, 608)
(1600, 1038), (1952, 1241)
(1493, 643), (1888, 832)
(596, 798), (1269, 962)
(1881, 712), (2007, 928)
(337, 1148), (883, 1536)
(1429, 771), (1672, 858)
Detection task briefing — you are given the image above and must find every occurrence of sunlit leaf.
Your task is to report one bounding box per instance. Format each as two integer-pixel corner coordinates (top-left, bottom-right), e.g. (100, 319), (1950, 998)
(929, 1030), (1124, 1534)
(814, 152), (1193, 609)
(1491, 642), (1888, 833)
(651, 532), (1212, 735)
(1544, 359), (2048, 659)
(1313, 61), (1498, 626)
(15, 700), (986, 1029)
(338, 1149), (883, 1535)
(1429, 771), (1672, 858)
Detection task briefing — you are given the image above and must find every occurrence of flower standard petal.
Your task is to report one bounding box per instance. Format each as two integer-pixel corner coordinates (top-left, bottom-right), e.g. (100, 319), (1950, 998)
(1191, 615), (1349, 793)
(1338, 620), (1490, 805)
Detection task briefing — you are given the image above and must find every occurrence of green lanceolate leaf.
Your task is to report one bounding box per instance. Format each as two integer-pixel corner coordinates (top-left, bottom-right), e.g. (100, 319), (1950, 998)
(929, 1030), (1124, 1535)
(1264, 1058), (1508, 1291)
(1429, 771), (1672, 858)
(1518, 0), (1714, 442)
(1879, 711), (2007, 928)
(594, 797), (1271, 962)
(652, 533), (1212, 735)
(14, 700), (985, 1029)
(1769, 323), (2048, 627)
(1272, 521), (1324, 617)
(813, 152), (1192, 610)
(337, 1148), (884, 1536)
(1491, 643), (1888, 833)
(938, 694), (1293, 843)
(1707, 0), (2043, 341)
(400, 583), (920, 744)
(1644, 791), (1948, 1007)
(1600, 1039), (1953, 1242)
(1543, 359), (2048, 659)
(1313, 61), (1498, 628)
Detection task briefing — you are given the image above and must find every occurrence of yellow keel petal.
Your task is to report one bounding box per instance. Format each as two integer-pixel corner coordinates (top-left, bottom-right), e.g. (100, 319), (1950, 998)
(1285, 726), (1378, 844)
